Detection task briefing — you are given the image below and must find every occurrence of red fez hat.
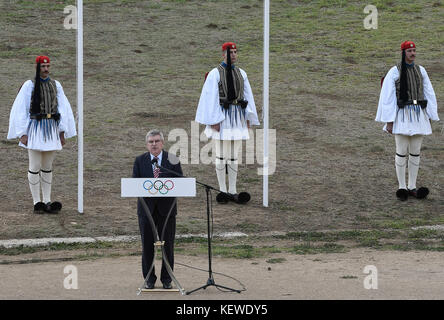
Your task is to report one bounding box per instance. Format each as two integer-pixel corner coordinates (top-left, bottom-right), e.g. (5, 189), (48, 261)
(36, 56), (50, 64)
(222, 42), (236, 51)
(401, 41), (415, 50)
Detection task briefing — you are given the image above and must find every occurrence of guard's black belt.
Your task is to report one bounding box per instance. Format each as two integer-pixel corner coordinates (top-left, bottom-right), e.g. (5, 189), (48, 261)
(30, 113), (61, 121)
(220, 99), (248, 110)
(397, 100), (427, 109)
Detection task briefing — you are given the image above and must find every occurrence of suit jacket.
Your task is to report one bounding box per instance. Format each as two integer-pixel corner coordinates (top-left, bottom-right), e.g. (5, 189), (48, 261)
(133, 151), (183, 217)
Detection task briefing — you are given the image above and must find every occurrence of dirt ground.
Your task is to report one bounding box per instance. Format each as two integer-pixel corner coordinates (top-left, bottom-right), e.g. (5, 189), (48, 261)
(1, 248), (444, 300)
(1, 0), (443, 241)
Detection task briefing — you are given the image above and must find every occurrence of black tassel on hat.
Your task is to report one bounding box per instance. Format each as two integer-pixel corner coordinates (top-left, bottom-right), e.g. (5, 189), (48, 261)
(226, 47), (236, 102)
(31, 63), (41, 114)
(399, 49), (409, 103)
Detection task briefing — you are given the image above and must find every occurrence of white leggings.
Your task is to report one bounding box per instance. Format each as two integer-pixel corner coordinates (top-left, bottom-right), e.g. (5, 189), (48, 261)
(28, 150), (56, 173)
(394, 135), (424, 190)
(214, 140), (242, 194)
(28, 150), (56, 204)
(214, 139), (242, 162)
(395, 135), (423, 157)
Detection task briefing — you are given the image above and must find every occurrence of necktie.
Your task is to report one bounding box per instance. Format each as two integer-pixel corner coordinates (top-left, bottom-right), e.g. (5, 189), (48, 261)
(153, 157), (160, 178)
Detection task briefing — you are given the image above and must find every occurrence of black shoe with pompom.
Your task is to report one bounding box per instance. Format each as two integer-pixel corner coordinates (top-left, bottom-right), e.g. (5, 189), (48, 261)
(44, 201), (62, 214)
(230, 192), (251, 204)
(396, 189), (409, 201)
(408, 187), (429, 199)
(33, 202), (46, 214)
(216, 192), (229, 204)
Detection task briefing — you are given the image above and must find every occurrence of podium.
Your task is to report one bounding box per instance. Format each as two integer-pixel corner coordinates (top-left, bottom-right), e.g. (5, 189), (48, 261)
(121, 178), (196, 295)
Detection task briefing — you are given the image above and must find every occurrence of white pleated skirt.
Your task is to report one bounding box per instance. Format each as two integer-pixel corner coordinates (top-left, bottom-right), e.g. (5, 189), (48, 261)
(204, 104), (250, 140)
(384, 105), (432, 136)
(19, 119), (63, 151)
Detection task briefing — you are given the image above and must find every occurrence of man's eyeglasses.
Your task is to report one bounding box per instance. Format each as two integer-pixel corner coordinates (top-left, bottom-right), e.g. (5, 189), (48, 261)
(147, 139), (162, 144)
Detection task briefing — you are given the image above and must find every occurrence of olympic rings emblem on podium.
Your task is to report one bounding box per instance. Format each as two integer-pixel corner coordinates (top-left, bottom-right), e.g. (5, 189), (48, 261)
(143, 179), (175, 195)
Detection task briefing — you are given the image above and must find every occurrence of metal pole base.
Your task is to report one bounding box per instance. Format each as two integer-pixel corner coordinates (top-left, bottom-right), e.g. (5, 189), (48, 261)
(186, 276), (241, 295)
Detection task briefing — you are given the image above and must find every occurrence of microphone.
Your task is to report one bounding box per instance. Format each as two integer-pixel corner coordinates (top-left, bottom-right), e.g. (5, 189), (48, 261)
(150, 156), (183, 178)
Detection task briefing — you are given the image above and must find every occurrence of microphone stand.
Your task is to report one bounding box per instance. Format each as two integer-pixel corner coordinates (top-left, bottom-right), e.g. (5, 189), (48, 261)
(153, 161), (241, 294)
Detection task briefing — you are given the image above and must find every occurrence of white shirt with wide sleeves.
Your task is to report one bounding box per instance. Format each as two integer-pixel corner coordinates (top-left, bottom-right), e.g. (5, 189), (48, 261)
(376, 66), (439, 136)
(7, 79), (77, 151)
(195, 67), (260, 140)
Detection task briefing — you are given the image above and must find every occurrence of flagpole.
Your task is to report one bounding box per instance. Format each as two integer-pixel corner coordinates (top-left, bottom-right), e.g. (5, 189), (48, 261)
(77, 0), (84, 214)
(263, 0), (269, 207)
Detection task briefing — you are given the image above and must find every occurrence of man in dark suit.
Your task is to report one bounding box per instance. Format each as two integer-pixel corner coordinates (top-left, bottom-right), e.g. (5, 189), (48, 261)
(132, 129), (182, 289)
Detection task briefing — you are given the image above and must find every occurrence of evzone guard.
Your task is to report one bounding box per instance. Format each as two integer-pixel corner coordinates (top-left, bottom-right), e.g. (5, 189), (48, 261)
(376, 41), (439, 201)
(195, 42), (260, 204)
(7, 55), (77, 213)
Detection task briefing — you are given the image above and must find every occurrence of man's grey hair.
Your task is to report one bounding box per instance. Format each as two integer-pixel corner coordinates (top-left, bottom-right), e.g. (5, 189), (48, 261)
(145, 129), (164, 143)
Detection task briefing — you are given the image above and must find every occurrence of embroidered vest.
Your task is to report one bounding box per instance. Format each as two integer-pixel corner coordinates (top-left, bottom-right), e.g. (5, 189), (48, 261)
(217, 64), (244, 102)
(30, 79), (59, 115)
(395, 63), (424, 102)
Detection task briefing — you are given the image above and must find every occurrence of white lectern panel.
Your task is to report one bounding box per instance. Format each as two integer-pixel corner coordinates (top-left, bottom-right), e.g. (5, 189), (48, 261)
(121, 178), (196, 197)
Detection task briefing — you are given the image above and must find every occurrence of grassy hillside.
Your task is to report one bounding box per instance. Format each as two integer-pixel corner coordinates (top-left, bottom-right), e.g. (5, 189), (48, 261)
(0, 0), (443, 245)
